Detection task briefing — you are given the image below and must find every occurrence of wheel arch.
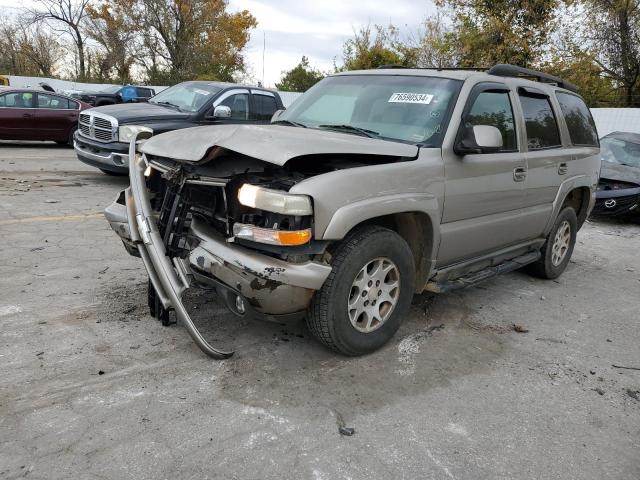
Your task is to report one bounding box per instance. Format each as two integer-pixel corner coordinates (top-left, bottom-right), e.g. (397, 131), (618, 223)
(326, 210), (438, 293)
(544, 175), (596, 235)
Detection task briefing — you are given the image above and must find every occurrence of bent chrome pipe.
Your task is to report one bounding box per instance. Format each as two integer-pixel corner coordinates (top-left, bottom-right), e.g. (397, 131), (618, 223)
(127, 134), (234, 359)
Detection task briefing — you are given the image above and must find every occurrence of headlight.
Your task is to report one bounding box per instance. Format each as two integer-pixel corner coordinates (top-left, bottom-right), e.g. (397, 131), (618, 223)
(233, 223), (311, 246)
(238, 184), (312, 215)
(118, 125), (153, 143)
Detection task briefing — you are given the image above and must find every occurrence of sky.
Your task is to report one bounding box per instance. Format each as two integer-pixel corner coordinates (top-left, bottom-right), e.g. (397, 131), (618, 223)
(0, 0), (436, 88)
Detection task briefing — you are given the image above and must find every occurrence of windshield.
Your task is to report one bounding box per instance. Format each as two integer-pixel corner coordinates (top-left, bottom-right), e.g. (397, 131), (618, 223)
(278, 74), (461, 145)
(601, 136), (640, 168)
(149, 82), (222, 112)
(100, 85), (122, 94)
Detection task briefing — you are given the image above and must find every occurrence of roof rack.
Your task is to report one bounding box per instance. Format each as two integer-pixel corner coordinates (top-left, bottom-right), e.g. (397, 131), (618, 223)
(375, 63), (578, 92)
(376, 64), (486, 71)
(487, 64), (577, 92)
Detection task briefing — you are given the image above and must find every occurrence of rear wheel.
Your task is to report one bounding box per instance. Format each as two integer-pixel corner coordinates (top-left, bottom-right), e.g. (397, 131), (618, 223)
(527, 206), (577, 279)
(307, 226), (415, 356)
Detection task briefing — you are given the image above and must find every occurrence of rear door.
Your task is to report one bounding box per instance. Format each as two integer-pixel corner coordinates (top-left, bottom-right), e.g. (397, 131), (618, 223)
(34, 93), (80, 141)
(439, 81), (527, 265)
(251, 90), (279, 123)
(135, 87), (154, 102)
(517, 87), (572, 236)
(0, 91), (36, 140)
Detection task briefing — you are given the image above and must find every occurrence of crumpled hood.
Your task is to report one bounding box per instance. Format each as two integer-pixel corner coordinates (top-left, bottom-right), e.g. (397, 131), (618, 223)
(139, 124), (420, 166)
(600, 162), (640, 186)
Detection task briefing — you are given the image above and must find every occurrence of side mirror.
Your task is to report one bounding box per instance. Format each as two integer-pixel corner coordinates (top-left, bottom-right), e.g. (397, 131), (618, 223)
(213, 105), (232, 119)
(455, 125), (503, 155)
(271, 109), (285, 122)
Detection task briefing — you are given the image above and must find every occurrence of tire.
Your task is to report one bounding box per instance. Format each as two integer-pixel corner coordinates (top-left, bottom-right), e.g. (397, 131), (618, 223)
(67, 126), (77, 147)
(527, 206), (577, 279)
(307, 225), (415, 356)
(99, 169), (127, 176)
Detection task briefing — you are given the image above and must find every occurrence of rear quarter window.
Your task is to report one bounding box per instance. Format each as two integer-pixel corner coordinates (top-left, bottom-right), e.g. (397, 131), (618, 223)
(556, 92), (598, 146)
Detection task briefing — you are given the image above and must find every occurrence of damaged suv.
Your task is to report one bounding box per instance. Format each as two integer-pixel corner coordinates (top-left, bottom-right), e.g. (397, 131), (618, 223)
(105, 64), (600, 358)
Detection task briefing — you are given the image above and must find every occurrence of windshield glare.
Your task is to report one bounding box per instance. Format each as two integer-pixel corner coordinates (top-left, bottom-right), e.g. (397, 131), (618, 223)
(149, 83), (222, 112)
(601, 137), (640, 168)
(279, 75), (461, 145)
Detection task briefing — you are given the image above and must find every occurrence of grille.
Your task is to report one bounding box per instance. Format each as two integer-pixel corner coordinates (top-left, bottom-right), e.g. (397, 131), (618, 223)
(593, 194), (640, 215)
(77, 112), (116, 143)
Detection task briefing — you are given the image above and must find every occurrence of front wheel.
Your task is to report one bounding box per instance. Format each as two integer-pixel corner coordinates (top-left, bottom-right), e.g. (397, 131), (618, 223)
(527, 206), (577, 279)
(307, 226), (415, 356)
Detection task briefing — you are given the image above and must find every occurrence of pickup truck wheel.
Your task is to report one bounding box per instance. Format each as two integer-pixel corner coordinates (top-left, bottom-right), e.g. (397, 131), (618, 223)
(528, 206), (577, 279)
(307, 226), (415, 356)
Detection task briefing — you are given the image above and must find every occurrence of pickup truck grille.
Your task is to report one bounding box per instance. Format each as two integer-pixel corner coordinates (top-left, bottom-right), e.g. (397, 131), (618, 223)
(78, 112), (117, 143)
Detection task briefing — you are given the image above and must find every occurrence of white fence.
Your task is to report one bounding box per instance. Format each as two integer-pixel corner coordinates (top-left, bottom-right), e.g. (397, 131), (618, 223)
(590, 108), (640, 137)
(4, 75), (303, 107)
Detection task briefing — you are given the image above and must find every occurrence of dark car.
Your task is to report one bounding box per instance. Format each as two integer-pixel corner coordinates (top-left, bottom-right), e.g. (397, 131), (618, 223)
(74, 81), (285, 175)
(72, 85), (156, 107)
(592, 131), (640, 218)
(0, 87), (91, 146)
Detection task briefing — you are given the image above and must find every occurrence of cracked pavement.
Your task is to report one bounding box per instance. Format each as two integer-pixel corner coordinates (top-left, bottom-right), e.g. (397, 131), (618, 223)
(0, 142), (639, 479)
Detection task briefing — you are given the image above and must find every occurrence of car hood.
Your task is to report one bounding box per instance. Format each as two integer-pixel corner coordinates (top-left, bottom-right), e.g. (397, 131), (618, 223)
(90, 102), (191, 123)
(140, 124), (420, 166)
(600, 162), (640, 186)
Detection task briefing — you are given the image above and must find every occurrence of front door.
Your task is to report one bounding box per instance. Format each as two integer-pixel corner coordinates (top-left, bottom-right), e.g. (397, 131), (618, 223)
(438, 82), (527, 265)
(0, 91), (36, 140)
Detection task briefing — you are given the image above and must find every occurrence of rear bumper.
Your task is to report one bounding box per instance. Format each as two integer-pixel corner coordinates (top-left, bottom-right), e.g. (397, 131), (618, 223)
(74, 132), (129, 173)
(104, 142), (331, 324)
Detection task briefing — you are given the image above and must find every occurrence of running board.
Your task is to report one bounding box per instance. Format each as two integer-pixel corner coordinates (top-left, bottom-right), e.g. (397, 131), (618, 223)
(424, 251), (541, 293)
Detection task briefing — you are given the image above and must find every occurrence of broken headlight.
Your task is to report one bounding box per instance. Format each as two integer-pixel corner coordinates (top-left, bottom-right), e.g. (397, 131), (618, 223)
(119, 125), (153, 143)
(237, 184), (312, 216)
(233, 223), (312, 246)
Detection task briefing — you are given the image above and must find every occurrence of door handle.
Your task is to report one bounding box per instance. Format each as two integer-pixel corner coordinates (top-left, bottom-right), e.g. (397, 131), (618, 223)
(558, 162), (568, 175)
(513, 166), (527, 182)
(22, 113), (32, 118)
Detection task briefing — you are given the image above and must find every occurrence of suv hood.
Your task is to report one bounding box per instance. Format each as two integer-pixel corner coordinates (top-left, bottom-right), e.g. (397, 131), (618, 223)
(90, 102), (191, 123)
(140, 124), (420, 166)
(600, 162), (640, 186)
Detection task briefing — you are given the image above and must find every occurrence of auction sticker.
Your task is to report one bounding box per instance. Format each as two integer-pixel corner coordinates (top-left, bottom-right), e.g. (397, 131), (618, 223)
(388, 92), (433, 104)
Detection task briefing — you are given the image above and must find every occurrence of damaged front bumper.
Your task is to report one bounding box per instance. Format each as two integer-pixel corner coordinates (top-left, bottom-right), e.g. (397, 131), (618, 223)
(104, 137), (332, 358)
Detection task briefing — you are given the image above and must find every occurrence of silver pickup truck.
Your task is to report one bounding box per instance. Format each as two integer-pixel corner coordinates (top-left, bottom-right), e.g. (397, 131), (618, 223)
(105, 64), (601, 358)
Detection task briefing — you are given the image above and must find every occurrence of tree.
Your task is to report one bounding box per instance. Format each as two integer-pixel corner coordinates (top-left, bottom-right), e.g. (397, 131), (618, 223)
(0, 18), (63, 77)
(27, 0), (91, 80)
(339, 25), (416, 71)
(582, 0), (640, 106)
(85, 0), (139, 83)
(435, 0), (560, 67)
(141, 0), (257, 84)
(275, 56), (324, 92)
(412, 12), (457, 68)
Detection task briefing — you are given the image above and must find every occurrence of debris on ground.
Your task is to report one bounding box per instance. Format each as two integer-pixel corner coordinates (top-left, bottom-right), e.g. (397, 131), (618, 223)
(627, 390), (640, 401)
(513, 324), (529, 333)
(338, 426), (356, 436)
(612, 364), (640, 371)
(98, 370), (105, 375)
(44, 199), (59, 203)
(535, 337), (566, 344)
(593, 388), (605, 396)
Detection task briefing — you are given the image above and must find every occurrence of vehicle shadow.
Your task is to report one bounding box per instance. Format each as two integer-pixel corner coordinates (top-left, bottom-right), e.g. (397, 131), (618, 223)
(0, 140), (70, 148)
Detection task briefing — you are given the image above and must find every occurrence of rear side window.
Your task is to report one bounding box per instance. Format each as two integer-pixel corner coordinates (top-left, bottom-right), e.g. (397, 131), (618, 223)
(37, 93), (72, 109)
(254, 94), (278, 120)
(518, 94), (561, 150)
(136, 87), (153, 98)
(556, 92), (598, 146)
(466, 91), (517, 151)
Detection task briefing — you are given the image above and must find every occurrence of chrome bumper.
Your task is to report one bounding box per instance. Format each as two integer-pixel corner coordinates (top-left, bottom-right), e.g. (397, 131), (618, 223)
(74, 139), (129, 169)
(106, 135), (332, 357)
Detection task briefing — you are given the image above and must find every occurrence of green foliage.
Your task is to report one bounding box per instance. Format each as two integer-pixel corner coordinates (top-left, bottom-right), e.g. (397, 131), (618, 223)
(275, 56), (324, 92)
(339, 25), (417, 71)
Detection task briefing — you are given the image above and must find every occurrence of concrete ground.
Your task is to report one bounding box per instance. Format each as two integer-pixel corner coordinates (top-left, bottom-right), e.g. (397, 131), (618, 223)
(0, 142), (639, 480)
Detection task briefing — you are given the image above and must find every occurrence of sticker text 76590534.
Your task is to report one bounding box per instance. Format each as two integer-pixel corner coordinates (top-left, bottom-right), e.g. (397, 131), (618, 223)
(388, 93), (434, 104)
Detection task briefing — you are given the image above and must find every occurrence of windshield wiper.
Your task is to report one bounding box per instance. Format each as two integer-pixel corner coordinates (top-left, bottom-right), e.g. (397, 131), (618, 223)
(152, 101), (181, 111)
(318, 124), (379, 138)
(272, 119), (307, 128)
